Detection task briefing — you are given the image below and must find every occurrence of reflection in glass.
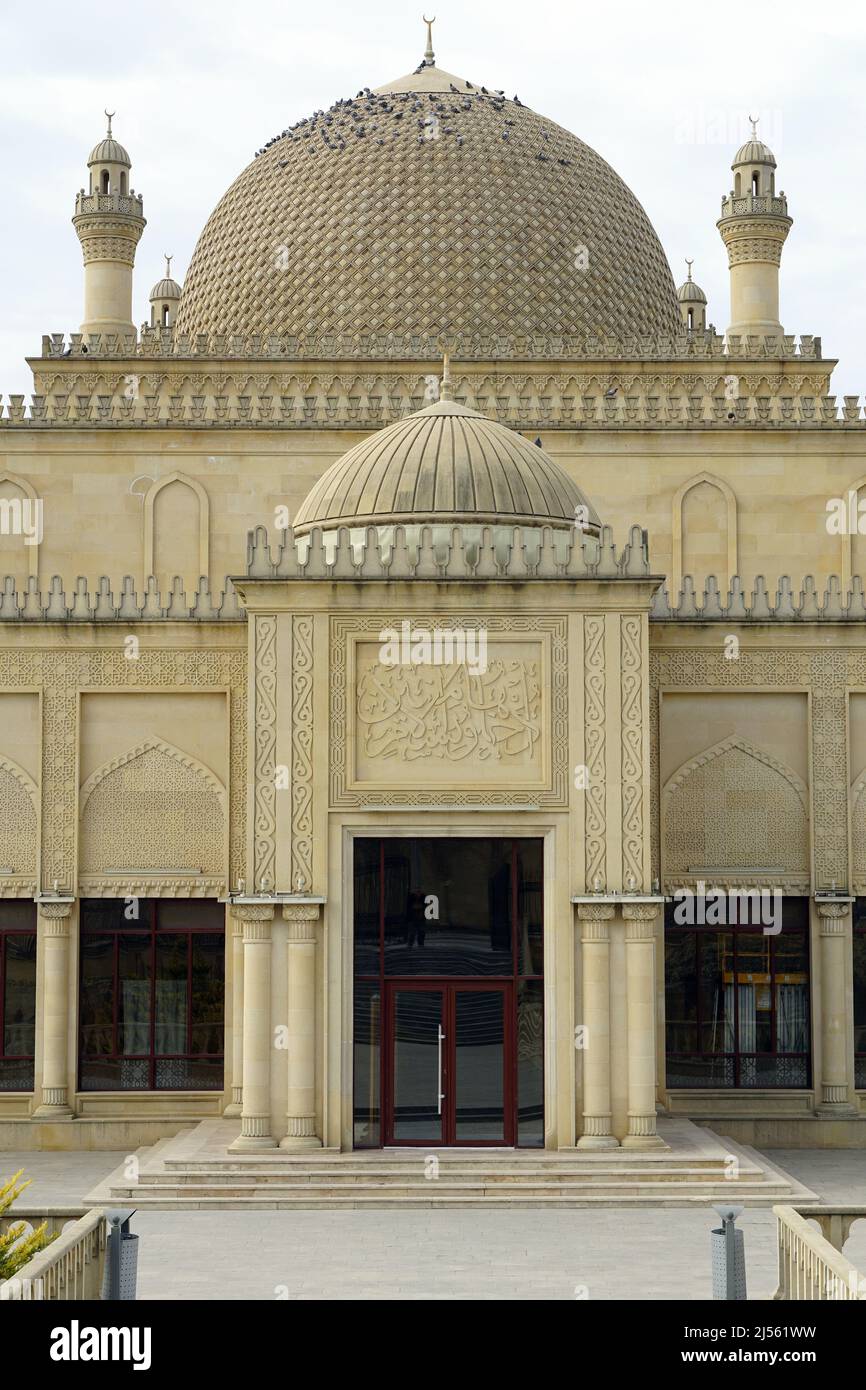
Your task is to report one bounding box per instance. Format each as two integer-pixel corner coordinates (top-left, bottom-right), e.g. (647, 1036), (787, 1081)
(665, 901), (811, 1088)
(353, 981), (381, 1147)
(517, 979), (544, 1145)
(854, 908), (866, 1088)
(3, 934), (36, 1058)
(392, 989), (443, 1142)
(454, 990), (504, 1141)
(383, 839), (512, 976)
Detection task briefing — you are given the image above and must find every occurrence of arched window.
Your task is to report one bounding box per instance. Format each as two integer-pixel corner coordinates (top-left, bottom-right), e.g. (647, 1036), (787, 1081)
(751, 170), (760, 196)
(101, 169), (110, 194)
(734, 172), (741, 196)
(687, 308), (694, 331)
(162, 305), (170, 327)
(120, 171), (127, 195)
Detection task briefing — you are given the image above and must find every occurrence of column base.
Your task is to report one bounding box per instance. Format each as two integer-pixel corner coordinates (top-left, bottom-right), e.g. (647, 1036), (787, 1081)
(228, 1131), (278, 1153)
(621, 1132), (668, 1151)
(31, 1105), (74, 1120)
(576, 1134), (620, 1150)
(814, 1102), (858, 1117)
(222, 1102), (242, 1117)
(279, 1135), (322, 1151)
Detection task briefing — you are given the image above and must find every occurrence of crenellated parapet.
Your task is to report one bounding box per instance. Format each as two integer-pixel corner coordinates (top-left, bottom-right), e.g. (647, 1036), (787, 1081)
(0, 574), (243, 622)
(36, 327), (825, 362)
(8, 370), (861, 431)
(652, 573), (866, 621)
(243, 522), (654, 582)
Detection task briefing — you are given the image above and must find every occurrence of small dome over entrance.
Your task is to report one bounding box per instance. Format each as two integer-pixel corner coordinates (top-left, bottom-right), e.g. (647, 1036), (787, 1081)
(293, 398), (600, 534)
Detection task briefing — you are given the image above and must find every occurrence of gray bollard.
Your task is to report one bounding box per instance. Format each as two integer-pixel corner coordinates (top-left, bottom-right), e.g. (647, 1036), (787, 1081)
(101, 1208), (139, 1301)
(711, 1204), (747, 1300)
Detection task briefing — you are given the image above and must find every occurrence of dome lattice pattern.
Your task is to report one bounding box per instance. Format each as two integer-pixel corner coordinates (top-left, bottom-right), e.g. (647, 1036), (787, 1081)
(175, 66), (680, 350)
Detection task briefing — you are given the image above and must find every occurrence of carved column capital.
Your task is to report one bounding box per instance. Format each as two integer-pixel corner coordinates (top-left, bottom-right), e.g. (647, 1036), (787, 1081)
(623, 902), (660, 941)
(816, 901), (849, 933)
(230, 902), (275, 928)
(283, 901), (321, 943)
(37, 899), (74, 923)
(576, 902), (615, 925)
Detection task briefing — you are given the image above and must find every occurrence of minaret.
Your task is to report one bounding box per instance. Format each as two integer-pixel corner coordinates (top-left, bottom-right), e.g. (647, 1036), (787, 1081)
(72, 112), (146, 339)
(149, 255), (183, 329)
(676, 259), (708, 332)
(717, 117), (791, 339)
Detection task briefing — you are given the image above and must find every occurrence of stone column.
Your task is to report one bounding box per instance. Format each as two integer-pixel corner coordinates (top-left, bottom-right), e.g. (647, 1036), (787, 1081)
(622, 903), (666, 1149)
(32, 898), (75, 1118)
(223, 913), (244, 1117)
(280, 902), (322, 1150)
(228, 903), (277, 1152)
(816, 900), (855, 1113)
(576, 903), (618, 1149)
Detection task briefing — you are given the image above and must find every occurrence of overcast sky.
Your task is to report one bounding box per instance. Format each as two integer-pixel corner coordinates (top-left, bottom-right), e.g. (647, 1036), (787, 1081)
(2, 0), (865, 399)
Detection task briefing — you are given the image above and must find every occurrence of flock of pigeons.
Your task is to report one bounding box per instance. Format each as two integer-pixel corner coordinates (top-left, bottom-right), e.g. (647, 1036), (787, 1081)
(252, 81), (574, 169)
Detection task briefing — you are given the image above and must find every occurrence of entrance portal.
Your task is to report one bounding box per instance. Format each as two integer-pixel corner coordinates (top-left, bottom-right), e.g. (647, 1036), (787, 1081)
(388, 981), (512, 1145)
(353, 838), (543, 1148)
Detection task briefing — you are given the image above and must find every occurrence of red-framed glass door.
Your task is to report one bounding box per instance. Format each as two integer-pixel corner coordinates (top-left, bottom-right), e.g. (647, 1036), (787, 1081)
(383, 980), (514, 1146)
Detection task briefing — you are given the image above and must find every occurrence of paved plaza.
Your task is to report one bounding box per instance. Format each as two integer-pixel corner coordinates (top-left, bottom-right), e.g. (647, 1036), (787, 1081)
(5, 1147), (865, 1300)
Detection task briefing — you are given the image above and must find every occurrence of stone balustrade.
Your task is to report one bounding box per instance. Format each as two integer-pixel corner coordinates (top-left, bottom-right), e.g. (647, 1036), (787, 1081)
(773, 1205), (866, 1300)
(0, 1208), (106, 1301)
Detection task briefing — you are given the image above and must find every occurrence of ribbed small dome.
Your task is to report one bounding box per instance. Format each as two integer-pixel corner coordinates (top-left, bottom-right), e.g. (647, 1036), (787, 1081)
(149, 277), (182, 302)
(676, 277), (707, 304)
(88, 137), (131, 167)
(732, 138), (776, 168)
(293, 398), (599, 533)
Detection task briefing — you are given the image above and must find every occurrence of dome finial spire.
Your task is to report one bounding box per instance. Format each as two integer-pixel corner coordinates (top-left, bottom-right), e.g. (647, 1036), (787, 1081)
(685, 257), (694, 282)
(748, 113), (759, 139)
(440, 346), (452, 401)
(422, 14), (436, 66)
(105, 108), (115, 138)
(165, 253), (173, 278)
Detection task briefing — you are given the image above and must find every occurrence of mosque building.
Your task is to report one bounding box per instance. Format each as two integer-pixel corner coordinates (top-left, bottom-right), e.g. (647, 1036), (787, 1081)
(1, 23), (864, 1197)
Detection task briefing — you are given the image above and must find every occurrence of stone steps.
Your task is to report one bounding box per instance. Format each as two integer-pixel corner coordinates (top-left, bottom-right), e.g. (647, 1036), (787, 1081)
(137, 1164), (767, 1186)
(84, 1117), (818, 1210)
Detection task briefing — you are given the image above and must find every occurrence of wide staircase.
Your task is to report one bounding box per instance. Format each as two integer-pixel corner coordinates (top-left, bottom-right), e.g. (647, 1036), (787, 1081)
(87, 1117), (817, 1209)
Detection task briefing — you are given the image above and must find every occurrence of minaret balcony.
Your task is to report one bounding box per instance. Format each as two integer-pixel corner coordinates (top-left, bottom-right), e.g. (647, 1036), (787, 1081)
(719, 191), (789, 219)
(74, 190), (144, 217)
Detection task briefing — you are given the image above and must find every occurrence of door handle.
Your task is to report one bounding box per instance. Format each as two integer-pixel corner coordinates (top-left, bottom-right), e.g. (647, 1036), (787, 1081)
(437, 1023), (445, 1114)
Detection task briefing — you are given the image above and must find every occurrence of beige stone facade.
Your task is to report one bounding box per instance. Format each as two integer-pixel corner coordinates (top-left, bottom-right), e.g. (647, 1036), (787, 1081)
(1, 39), (865, 1157)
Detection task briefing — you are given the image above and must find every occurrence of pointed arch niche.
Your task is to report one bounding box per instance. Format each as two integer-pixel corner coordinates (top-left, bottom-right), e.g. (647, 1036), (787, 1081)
(840, 474), (866, 590)
(671, 471), (738, 597)
(661, 734), (809, 886)
(79, 736), (227, 883)
(142, 471), (210, 594)
(0, 471), (40, 585)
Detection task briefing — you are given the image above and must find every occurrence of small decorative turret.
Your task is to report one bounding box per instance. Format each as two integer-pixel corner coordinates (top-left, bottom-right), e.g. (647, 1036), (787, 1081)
(149, 255), (182, 328)
(676, 259), (707, 332)
(72, 111), (146, 340)
(716, 116), (791, 340)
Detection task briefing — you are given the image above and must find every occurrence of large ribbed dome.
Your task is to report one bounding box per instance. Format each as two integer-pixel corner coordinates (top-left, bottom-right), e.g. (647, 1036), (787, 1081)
(293, 397), (599, 533)
(175, 59), (680, 350)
